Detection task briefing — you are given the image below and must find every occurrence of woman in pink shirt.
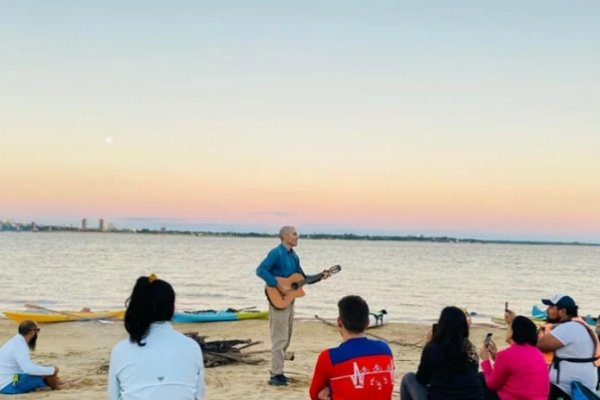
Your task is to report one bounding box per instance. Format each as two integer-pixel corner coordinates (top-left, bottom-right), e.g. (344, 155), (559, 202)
(480, 316), (549, 400)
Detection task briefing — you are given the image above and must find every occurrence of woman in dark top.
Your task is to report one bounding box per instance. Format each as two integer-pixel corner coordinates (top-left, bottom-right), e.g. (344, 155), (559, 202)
(400, 306), (483, 400)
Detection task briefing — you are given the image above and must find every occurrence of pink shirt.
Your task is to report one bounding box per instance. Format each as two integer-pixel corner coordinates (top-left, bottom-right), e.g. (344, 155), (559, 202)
(481, 343), (549, 400)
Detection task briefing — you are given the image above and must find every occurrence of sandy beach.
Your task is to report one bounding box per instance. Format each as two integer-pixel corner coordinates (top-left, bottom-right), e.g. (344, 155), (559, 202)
(0, 317), (506, 399)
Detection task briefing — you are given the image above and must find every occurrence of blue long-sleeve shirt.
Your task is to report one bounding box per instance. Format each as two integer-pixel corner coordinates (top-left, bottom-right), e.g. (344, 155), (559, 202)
(256, 244), (307, 287)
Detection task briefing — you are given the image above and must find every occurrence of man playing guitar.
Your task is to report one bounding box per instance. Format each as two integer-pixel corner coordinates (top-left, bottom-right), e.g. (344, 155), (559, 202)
(256, 226), (330, 386)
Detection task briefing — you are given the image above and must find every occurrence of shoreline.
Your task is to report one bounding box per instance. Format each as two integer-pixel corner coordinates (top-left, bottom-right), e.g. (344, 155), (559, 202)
(0, 319), (507, 399)
(2, 229), (598, 247)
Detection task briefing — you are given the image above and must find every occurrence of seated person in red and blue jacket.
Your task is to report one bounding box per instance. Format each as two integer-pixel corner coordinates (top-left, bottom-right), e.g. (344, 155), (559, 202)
(309, 295), (394, 400)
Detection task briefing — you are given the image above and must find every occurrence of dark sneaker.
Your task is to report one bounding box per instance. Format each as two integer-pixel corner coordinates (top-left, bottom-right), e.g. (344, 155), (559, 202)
(268, 374), (288, 386)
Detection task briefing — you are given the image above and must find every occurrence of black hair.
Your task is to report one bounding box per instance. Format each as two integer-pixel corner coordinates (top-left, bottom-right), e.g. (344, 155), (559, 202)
(18, 320), (38, 336)
(511, 316), (538, 346)
(563, 305), (578, 318)
(338, 295), (369, 333)
(431, 306), (473, 371)
(124, 276), (175, 346)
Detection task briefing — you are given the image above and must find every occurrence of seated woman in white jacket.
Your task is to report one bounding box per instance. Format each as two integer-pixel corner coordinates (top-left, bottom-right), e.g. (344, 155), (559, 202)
(108, 274), (204, 400)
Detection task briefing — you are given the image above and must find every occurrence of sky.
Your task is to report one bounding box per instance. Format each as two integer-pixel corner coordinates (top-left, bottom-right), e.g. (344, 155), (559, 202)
(1, 1), (600, 242)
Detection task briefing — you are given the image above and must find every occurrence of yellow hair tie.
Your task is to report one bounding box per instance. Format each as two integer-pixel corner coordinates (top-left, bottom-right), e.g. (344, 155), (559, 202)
(148, 273), (158, 283)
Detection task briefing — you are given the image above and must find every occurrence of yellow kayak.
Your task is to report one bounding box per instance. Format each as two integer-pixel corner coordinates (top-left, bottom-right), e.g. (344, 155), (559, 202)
(3, 309), (125, 324)
(235, 310), (269, 320)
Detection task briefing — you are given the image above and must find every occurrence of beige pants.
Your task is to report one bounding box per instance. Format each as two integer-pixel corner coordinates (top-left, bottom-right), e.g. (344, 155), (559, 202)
(269, 302), (294, 376)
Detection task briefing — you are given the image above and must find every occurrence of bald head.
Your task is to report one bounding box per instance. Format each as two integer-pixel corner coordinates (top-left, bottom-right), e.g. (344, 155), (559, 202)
(279, 226), (295, 239)
(279, 226), (298, 249)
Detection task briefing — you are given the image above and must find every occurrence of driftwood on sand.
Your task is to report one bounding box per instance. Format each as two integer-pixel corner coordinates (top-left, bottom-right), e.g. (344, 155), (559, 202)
(314, 315), (424, 347)
(184, 332), (264, 368)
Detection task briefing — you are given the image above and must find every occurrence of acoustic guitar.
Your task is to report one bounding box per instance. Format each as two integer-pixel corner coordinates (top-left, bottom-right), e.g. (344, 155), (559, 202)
(265, 265), (342, 310)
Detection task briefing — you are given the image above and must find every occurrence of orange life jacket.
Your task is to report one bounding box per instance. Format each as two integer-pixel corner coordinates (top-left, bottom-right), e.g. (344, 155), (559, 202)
(571, 317), (600, 368)
(540, 323), (555, 364)
(539, 318), (600, 367)
(550, 318), (600, 384)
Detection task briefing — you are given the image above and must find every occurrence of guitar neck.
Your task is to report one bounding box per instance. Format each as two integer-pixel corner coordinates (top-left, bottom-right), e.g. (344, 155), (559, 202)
(289, 266), (340, 289)
(299, 273), (324, 287)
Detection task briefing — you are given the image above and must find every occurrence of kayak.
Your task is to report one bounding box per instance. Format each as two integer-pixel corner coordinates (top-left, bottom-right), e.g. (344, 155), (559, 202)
(492, 305), (597, 328)
(3, 309), (125, 324)
(531, 305), (547, 320)
(531, 305), (596, 326)
(491, 314), (545, 327)
(173, 309), (269, 323)
(572, 380), (600, 400)
(368, 310), (389, 328)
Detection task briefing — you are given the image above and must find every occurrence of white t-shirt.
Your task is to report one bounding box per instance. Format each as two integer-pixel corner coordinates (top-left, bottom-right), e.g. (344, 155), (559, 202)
(550, 320), (597, 396)
(108, 322), (204, 400)
(0, 334), (55, 390)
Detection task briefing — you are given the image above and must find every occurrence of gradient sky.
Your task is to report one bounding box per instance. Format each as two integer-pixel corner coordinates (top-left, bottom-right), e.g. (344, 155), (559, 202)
(2, 1), (600, 241)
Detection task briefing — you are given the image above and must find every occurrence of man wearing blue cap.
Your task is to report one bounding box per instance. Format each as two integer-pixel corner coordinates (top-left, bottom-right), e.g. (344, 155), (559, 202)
(537, 294), (599, 400)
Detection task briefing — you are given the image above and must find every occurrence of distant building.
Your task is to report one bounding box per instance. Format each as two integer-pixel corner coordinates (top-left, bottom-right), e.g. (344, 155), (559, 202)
(82, 218), (87, 230)
(99, 218), (106, 232)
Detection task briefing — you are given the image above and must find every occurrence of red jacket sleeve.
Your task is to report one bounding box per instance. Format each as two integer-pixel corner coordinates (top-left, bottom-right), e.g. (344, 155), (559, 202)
(309, 350), (333, 400)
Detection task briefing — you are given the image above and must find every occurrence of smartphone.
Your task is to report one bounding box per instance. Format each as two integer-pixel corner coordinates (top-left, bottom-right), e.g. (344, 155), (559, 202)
(505, 302), (509, 312)
(484, 332), (493, 346)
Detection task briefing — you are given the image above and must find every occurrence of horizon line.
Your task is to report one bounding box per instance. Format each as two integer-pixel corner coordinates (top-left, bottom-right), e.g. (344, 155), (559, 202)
(2, 220), (599, 247)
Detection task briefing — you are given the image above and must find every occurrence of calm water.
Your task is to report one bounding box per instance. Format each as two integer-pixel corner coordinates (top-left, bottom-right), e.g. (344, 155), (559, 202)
(1, 232), (599, 323)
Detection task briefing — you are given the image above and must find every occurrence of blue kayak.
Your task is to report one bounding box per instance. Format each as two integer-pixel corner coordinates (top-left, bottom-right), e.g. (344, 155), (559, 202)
(531, 305), (596, 326)
(531, 305), (546, 320)
(173, 309), (268, 323)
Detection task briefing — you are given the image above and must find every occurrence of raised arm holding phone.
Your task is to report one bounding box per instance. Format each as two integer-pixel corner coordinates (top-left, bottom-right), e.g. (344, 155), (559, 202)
(480, 316), (549, 400)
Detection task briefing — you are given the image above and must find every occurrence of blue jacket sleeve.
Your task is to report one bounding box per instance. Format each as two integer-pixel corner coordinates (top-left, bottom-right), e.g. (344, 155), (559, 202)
(256, 248), (279, 287)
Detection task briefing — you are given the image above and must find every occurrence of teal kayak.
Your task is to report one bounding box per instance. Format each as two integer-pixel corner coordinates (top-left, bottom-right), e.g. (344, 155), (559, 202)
(531, 305), (596, 326)
(173, 309), (268, 323)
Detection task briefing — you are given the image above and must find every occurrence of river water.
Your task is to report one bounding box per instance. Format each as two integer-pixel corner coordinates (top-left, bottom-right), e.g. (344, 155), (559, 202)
(1, 232), (598, 323)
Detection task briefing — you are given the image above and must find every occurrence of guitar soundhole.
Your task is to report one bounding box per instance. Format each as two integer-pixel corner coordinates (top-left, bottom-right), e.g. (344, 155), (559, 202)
(291, 282), (299, 290)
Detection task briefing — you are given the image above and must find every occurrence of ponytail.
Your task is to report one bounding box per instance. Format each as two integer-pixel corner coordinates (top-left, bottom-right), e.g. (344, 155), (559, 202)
(124, 275), (175, 346)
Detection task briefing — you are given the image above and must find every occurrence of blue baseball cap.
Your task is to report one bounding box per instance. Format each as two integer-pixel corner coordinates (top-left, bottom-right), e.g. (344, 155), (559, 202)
(541, 294), (577, 310)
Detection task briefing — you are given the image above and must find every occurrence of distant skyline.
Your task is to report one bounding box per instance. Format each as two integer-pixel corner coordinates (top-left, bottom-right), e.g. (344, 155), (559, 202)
(3, 217), (600, 246)
(2, 1), (600, 243)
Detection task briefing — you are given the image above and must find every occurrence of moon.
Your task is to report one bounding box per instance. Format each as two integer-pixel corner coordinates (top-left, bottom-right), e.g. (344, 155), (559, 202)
(105, 137), (113, 145)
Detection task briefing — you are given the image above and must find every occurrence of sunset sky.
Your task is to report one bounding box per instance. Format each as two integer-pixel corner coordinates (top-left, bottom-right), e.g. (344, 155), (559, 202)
(2, 1), (600, 241)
